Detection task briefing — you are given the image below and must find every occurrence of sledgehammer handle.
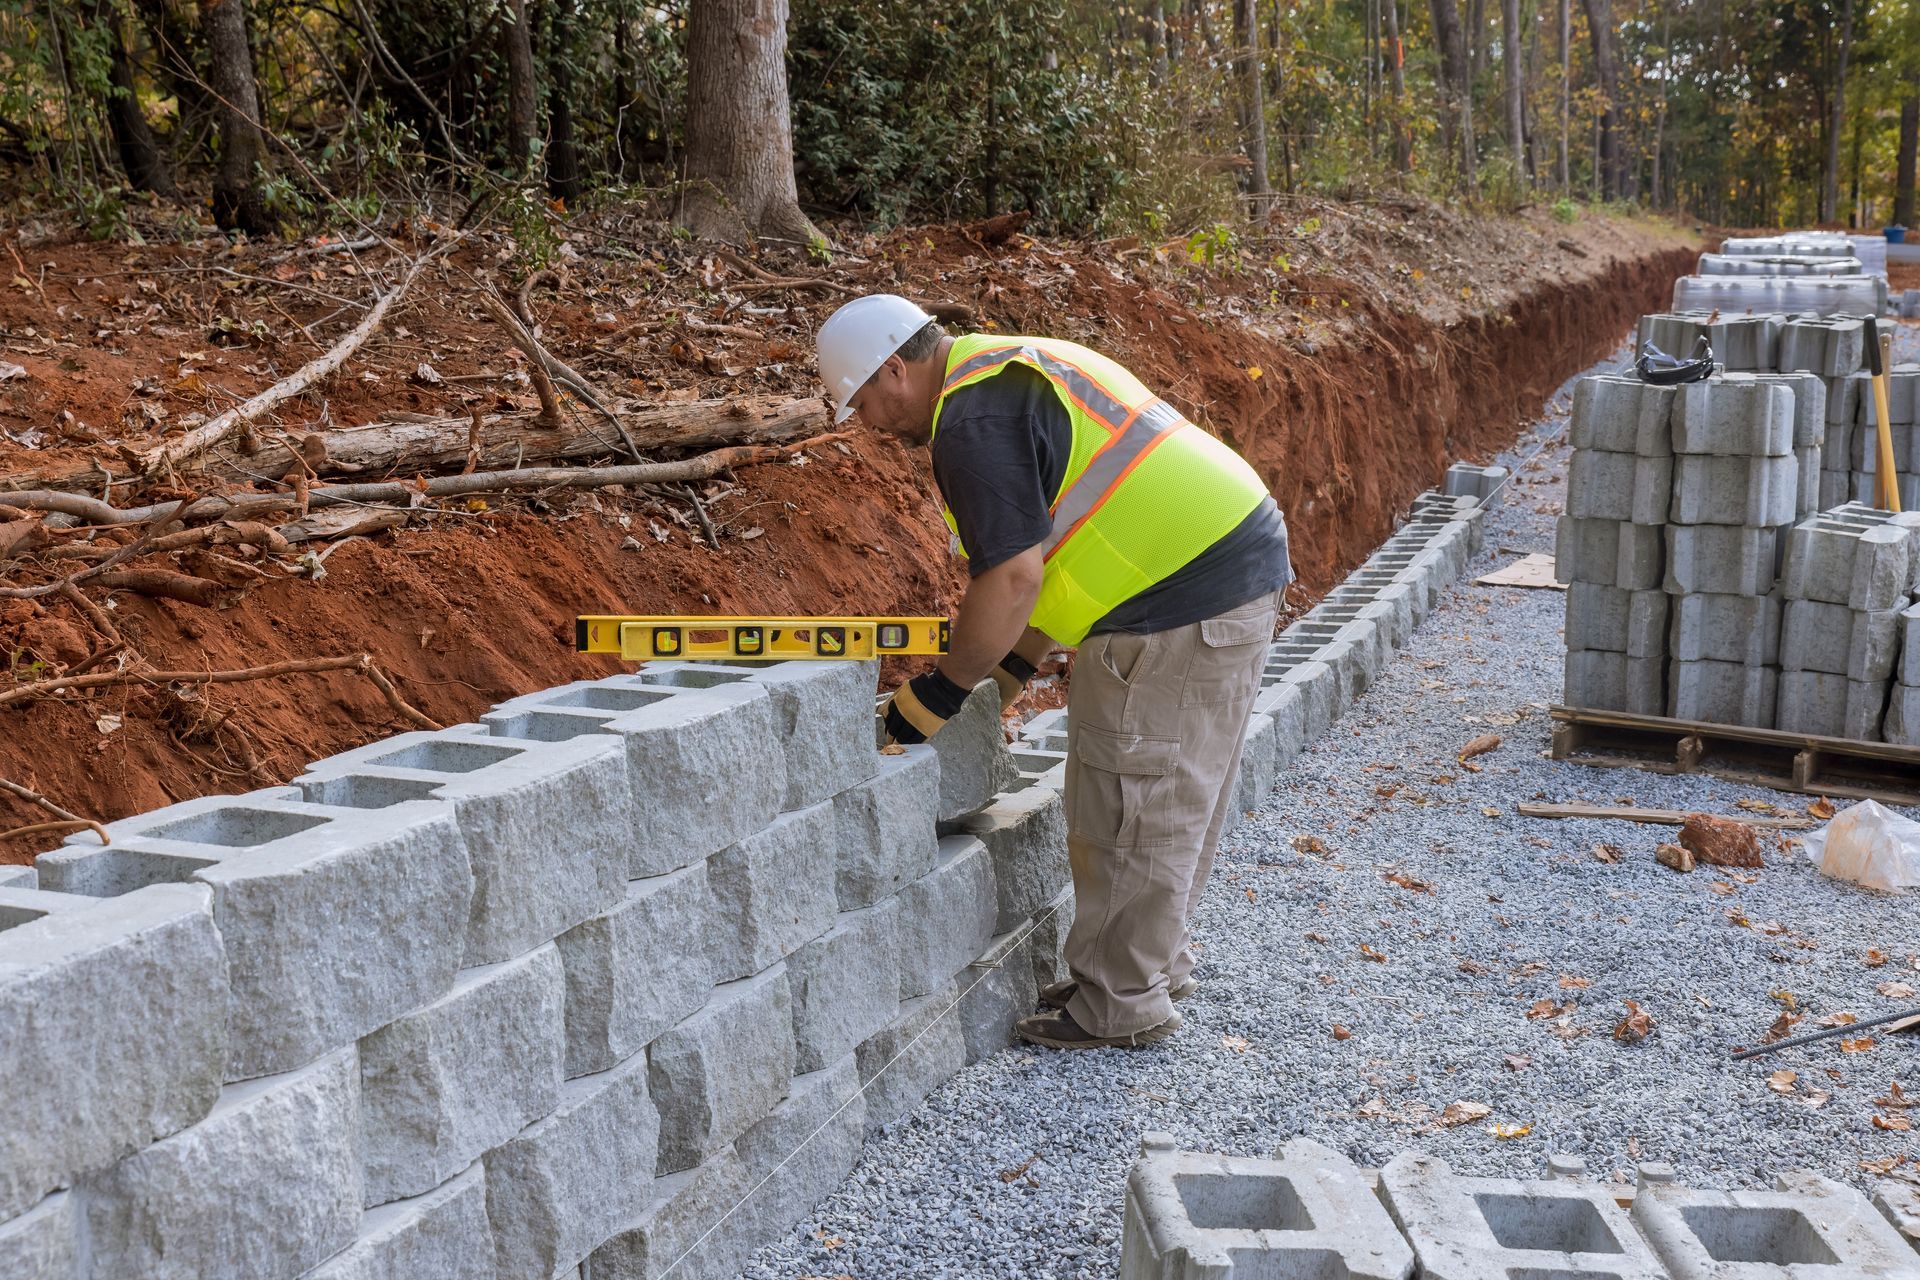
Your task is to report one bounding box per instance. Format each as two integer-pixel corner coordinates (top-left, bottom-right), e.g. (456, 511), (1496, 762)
(1868, 320), (1900, 512)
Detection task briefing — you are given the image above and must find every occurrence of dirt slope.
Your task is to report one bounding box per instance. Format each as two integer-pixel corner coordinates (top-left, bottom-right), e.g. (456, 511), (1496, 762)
(0, 202), (1697, 852)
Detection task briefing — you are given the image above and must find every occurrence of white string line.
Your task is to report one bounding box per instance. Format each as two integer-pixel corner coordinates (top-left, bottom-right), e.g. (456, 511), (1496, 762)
(658, 899), (1066, 1278)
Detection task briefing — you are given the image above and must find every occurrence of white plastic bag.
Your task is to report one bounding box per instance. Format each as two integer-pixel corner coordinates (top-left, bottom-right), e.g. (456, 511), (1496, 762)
(1802, 799), (1920, 892)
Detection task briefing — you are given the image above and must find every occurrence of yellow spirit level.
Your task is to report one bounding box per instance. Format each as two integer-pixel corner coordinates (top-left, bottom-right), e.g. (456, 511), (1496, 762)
(576, 615), (951, 661)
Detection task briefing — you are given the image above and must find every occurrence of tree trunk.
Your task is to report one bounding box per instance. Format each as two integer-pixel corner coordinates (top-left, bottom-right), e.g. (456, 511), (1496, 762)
(500, 0), (536, 172)
(1557, 0), (1569, 189)
(677, 0), (821, 248)
(99, 5), (176, 196)
(1469, 0), (1487, 80)
(1384, 0), (1410, 173)
(1582, 0), (1620, 199)
(1145, 0), (1169, 84)
(198, 0), (270, 234)
(1820, 0), (1855, 224)
(1429, 0), (1474, 189)
(545, 0), (582, 200)
(1896, 96), (1918, 229)
(1233, 0), (1270, 208)
(1503, 0), (1524, 185)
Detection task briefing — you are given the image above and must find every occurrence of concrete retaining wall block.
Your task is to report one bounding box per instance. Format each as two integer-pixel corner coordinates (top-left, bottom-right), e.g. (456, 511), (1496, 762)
(706, 802), (838, 982)
(787, 900), (900, 1074)
(1781, 599), (1904, 680)
(303, 1163), (495, 1280)
(957, 927), (1041, 1063)
(1664, 524), (1780, 596)
(587, 1146), (752, 1280)
(1443, 461), (1510, 499)
(1380, 1151), (1669, 1280)
(1571, 375), (1675, 456)
(949, 784), (1068, 933)
(1780, 518), (1916, 611)
(896, 835), (998, 1002)
(1874, 1180), (1920, 1251)
(830, 743), (939, 911)
(647, 964), (794, 1175)
(1669, 454), (1798, 527)
(359, 944), (564, 1207)
(1668, 592), (1782, 666)
(0, 1193), (74, 1280)
(1674, 378), (1794, 456)
(487, 681), (784, 878)
(1567, 449), (1674, 524)
(1028, 886), (1075, 993)
(1632, 1171), (1920, 1278)
(1776, 669), (1890, 740)
(732, 1054), (866, 1251)
(0, 883), (226, 1222)
(856, 981), (966, 1136)
(1227, 712), (1279, 827)
(1557, 516), (1665, 590)
(1565, 648), (1665, 715)
(483, 1046), (660, 1280)
(42, 793), (471, 1082)
(1668, 659), (1779, 729)
(922, 680), (1020, 822)
(80, 1048), (362, 1280)
(296, 724), (628, 967)
(1120, 1134), (1414, 1280)
(1566, 583), (1670, 658)
(555, 862), (715, 1080)
(741, 660), (881, 809)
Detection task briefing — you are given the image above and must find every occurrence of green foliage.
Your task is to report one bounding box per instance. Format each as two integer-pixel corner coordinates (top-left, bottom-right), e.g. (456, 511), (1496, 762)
(1184, 223), (1239, 267)
(1552, 197), (1580, 224)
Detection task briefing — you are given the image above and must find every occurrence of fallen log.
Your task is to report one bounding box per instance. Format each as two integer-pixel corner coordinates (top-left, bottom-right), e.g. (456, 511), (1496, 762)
(3, 395), (831, 493)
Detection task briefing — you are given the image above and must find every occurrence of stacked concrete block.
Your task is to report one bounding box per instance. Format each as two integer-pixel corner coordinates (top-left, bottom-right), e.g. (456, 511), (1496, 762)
(785, 899), (900, 1073)
(1778, 315), (1868, 378)
(1672, 274), (1887, 317)
(830, 743), (940, 909)
(358, 945), (565, 1206)
(1848, 364), (1920, 507)
(1777, 506), (1920, 738)
(295, 722), (628, 968)
(40, 792), (472, 1081)
(1876, 1180), (1920, 1250)
(646, 964), (793, 1175)
(1636, 311), (1782, 371)
(79, 1049), (363, 1280)
(1443, 460), (1507, 501)
(897, 834), (998, 1001)
(0, 1192), (74, 1280)
(1559, 375), (1675, 713)
(1632, 1170), (1920, 1278)
(1721, 232), (1855, 257)
(706, 802), (838, 982)
(1697, 251), (1864, 276)
(949, 784), (1068, 933)
(855, 978), (967, 1136)
(305, 1164), (496, 1279)
(1121, 1134), (1415, 1280)
(1381, 1152), (1669, 1279)
(1882, 599), (1920, 744)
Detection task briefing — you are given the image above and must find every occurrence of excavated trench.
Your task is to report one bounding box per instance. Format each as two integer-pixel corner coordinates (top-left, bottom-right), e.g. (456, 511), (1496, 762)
(0, 241), (1698, 840)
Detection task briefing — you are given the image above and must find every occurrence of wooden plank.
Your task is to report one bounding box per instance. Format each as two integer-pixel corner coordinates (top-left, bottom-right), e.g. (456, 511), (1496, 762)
(1514, 803), (1817, 830)
(1551, 704), (1920, 768)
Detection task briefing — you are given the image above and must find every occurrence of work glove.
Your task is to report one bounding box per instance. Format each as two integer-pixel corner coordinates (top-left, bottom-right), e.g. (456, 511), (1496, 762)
(882, 668), (971, 745)
(991, 651), (1037, 711)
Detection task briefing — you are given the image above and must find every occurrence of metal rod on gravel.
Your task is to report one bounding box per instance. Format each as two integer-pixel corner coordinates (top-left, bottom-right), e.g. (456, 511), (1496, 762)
(1731, 1002), (1920, 1060)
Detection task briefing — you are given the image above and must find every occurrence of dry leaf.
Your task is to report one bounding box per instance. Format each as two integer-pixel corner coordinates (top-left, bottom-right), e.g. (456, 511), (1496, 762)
(1525, 999), (1567, 1020)
(1356, 1098), (1386, 1118)
(1861, 1156), (1909, 1176)
(1491, 1122), (1533, 1139)
(1709, 881), (1737, 896)
(879, 744), (907, 756)
(1770, 990), (1798, 1010)
(1383, 870), (1434, 894)
(1808, 797), (1836, 819)
(1762, 1012), (1802, 1043)
(1867, 949), (1890, 967)
(1735, 798), (1776, 813)
(1766, 1069), (1798, 1094)
(1817, 1012), (1860, 1028)
(1221, 1034), (1251, 1053)
(1613, 999), (1654, 1042)
(1457, 734), (1502, 763)
(1305, 931), (1330, 943)
(1458, 958), (1491, 975)
(1331, 1024), (1352, 1041)
(1876, 1082), (1913, 1109)
(95, 714), (122, 735)
(1593, 843), (1624, 864)
(1796, 1088), (1831, 1109)
(1244, 887), (1257, 902)
(1841, 1037), (1877, 1053)
(1439, 1100), (1492, 1127)
(1878, 982), (1917, 999)
(1358, 942), (1388, 963)
(1874, 1114), (1913, 1132)
(1504, 1054), (1533, 1071)
(1293, 835), (1327, 854)
(1558, 975), (1593, 990)
(1481, 807), (1503, 818)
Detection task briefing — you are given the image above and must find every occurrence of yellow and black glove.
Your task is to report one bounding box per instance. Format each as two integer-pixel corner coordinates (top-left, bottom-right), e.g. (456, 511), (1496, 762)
(991, 651), (1037, 711)
(882, 668), (972, 745)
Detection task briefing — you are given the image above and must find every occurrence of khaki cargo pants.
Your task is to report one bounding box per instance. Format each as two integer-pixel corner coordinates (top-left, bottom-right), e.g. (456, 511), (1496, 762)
(1063, 590), (1280, 1038)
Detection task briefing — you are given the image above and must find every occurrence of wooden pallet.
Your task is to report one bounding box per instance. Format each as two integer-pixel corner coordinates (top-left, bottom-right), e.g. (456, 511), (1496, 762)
(1549, 705), (1920, 807)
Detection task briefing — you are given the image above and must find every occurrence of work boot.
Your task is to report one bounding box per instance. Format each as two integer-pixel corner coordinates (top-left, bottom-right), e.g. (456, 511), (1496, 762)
(1038, 977), (1197, 1011)
(1015, 1007), (1183, 1050)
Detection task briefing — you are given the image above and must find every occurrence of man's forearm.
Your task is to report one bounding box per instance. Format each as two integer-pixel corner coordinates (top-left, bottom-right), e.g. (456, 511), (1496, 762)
(937, 548), (1044, 688)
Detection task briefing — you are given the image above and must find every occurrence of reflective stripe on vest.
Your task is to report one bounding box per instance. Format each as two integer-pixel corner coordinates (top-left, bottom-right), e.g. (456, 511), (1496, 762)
(931, 334), (1270, 644)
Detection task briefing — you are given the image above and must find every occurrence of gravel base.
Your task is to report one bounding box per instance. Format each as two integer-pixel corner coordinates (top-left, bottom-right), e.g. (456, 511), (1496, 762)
(741, 325), (1920, 1280)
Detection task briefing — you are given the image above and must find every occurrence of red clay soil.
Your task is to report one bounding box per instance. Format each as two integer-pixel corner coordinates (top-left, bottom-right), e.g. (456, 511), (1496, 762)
(0, 205), (1698, 855)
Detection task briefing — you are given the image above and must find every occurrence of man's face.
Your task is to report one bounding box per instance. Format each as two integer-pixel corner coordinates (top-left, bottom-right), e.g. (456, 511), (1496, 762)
(847, 354), (933, 444)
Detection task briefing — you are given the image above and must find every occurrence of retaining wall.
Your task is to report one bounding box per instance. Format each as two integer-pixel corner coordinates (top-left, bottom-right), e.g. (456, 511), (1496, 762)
(0, 488), (1488, 1280)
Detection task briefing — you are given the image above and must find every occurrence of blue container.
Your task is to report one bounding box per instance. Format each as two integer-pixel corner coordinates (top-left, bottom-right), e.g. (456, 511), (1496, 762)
(1887, 225), (1907, 244)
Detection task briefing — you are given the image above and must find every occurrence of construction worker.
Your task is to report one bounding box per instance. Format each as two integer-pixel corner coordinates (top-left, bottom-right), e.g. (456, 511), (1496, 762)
(816, 295), (1293, 1050)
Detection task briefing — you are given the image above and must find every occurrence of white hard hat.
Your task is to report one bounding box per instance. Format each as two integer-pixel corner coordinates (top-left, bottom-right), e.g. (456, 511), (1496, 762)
(817, 294), (935, 423)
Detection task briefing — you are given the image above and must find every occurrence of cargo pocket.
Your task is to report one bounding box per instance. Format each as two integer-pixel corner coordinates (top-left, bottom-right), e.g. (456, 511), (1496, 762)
(1183, 604), (1276, 706)
(1069, 724), (1180, 847)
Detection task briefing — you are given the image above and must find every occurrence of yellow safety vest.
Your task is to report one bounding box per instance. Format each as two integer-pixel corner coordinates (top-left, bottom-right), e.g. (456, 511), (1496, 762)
(930, 333), (1270, 645)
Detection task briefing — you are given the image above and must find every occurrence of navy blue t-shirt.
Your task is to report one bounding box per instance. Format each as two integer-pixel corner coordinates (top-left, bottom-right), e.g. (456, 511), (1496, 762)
(929, 362), (1294, 635)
